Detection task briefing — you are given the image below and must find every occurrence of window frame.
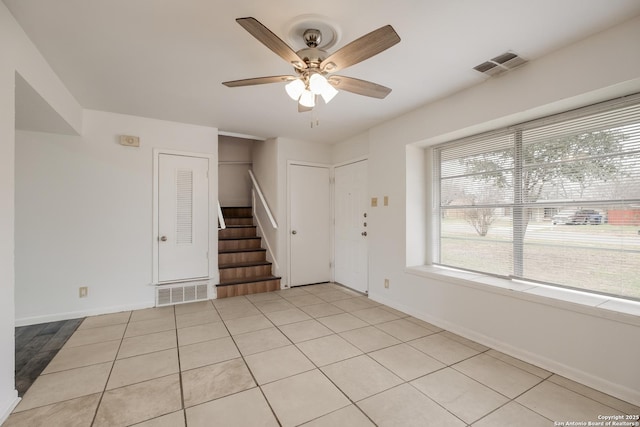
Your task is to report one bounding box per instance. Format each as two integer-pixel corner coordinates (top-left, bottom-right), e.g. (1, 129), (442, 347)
(432, 93), (640, 302)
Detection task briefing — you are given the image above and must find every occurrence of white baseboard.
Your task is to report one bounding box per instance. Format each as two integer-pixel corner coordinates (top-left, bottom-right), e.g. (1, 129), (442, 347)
(15, 301), (155, 327)
(368, 291), (640, 407)
(0, 393), (20, 425)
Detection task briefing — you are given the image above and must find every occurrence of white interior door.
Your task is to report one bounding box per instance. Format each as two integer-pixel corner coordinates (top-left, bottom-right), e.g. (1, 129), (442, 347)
(158, 154), (209, 282)
(334, 160), (368, 293)
(289, 164), (331, 287)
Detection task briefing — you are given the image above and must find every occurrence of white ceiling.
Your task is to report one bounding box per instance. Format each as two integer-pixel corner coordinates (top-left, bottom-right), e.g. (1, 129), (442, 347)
(6, 0), (640, 144)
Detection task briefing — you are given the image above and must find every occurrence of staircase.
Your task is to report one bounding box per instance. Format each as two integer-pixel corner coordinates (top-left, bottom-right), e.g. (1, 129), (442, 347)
(217, 207), (281, 298)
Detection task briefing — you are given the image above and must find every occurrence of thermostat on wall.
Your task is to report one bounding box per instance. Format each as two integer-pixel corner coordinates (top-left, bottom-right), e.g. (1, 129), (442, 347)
(119, 135), (140, 147)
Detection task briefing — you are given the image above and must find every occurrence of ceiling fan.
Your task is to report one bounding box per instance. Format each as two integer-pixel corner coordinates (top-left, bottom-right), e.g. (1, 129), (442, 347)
(222, 17), (401, 112)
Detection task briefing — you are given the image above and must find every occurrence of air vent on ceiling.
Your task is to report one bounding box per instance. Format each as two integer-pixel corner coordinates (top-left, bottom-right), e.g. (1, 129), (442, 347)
(473, 51), (527, 77)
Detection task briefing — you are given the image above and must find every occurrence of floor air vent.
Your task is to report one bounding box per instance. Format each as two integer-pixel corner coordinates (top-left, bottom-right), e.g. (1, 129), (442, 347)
(156, 282), (209, 306)
(473, 51), (527, 77)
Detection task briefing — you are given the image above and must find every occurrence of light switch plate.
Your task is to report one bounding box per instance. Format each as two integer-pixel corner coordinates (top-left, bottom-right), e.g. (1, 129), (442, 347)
(384, 196), (389, 206)
(371, 197), (378, 207)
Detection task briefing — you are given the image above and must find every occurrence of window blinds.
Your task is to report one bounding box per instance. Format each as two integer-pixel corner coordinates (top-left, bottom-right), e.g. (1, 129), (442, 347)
(434, 94), (640, 300)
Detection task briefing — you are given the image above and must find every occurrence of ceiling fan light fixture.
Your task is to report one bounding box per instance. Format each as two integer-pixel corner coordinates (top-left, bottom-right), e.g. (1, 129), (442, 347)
(285, 79), (305, 100)
(224, 18), (400, 112)
(309, 73), (327, 94)
(299, 89), (316, 108)
(320, 83), (338, 104)
(309, 73), (338, 104)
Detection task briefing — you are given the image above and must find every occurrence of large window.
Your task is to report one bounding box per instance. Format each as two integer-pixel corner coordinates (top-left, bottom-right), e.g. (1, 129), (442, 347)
(434, 95), (640, 301)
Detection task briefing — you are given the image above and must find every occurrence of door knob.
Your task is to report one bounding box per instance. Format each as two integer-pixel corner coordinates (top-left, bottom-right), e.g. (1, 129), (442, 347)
(292, 230), (297, 235)
(361, 231), (367, 236)
(160, 236), (167, 242)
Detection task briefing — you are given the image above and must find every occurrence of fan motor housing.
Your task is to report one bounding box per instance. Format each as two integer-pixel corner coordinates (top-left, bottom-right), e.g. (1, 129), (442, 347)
(303, 29), (322, 47)
(296, 47), (326, 68)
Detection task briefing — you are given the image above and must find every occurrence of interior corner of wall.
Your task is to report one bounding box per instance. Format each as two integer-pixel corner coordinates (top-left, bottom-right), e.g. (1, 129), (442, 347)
(14, 71), (82, 136)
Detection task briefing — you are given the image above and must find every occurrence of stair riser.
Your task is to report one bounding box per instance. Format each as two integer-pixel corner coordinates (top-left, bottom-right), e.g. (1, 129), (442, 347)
(224, 217), (253, 226)
(221, 207), (252, 218)
(220, 265), (272, 281)
(218, 251), (266, 265)
(216, 279), (280, 298)
(218, 239), (261, 251)
(219, 227), (257, 239)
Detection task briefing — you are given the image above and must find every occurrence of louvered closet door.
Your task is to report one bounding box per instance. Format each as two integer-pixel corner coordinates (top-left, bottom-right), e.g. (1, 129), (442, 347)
(158, 154), (209, 282)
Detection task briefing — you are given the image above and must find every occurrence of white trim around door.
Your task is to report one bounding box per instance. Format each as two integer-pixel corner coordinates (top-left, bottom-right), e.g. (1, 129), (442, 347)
(287, 160), (333, 287)
(333, 157), (369, 294)
(152, 149), (218, 289)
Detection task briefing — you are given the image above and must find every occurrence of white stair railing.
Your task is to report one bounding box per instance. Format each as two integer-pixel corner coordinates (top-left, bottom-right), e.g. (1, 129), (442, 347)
(248, 169), (279, 276)
(248, 170), (277, 229)
(217, 200), (226, 230)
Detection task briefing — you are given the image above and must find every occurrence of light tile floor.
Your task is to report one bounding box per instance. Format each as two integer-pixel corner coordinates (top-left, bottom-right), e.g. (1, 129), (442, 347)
(7, 283), (639, 426)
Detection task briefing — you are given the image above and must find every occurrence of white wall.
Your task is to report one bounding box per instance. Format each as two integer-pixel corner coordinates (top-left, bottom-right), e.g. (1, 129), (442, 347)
(335, 15), (640, 405)
(251, 138), (278, 214)
(5, 16), (81, 134)
(15, 110), (218, 325)
(0, 60), (18, 425)
(218, 136), (254, 207)
(342, 15), (640, 404)
(332, 132), (369, 165)
(0, 3), (85, 419)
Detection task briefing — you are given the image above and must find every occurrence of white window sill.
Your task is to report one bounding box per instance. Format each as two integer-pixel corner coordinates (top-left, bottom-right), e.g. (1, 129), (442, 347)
(405, 265), (640, 327)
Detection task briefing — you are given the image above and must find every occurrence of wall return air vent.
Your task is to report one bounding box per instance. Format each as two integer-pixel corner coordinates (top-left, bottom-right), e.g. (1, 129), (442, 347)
(156, 282), (209, 306)
(473, 51), (527, 77)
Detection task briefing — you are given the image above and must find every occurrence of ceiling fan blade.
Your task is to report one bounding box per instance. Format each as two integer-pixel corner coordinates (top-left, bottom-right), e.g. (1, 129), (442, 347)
(329, 76), (392, 99)
(222, 75), (295, 87)
(236, 17), (307, 70)
(321, 25), (400, 73)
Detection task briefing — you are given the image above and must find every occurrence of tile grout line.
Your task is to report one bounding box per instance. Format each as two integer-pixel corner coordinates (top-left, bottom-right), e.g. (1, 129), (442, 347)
(216, 298), (285, 427)
(245, 285), (545, 425)
(15, 284), (636, 425)
(89, 309), (133, 427)
(269, 288), (379, 426)
(272, 286), (398, 425)
(545, 375), (640, 416)
(234, 286), (383, 424)
(174, 304), (189, 427)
